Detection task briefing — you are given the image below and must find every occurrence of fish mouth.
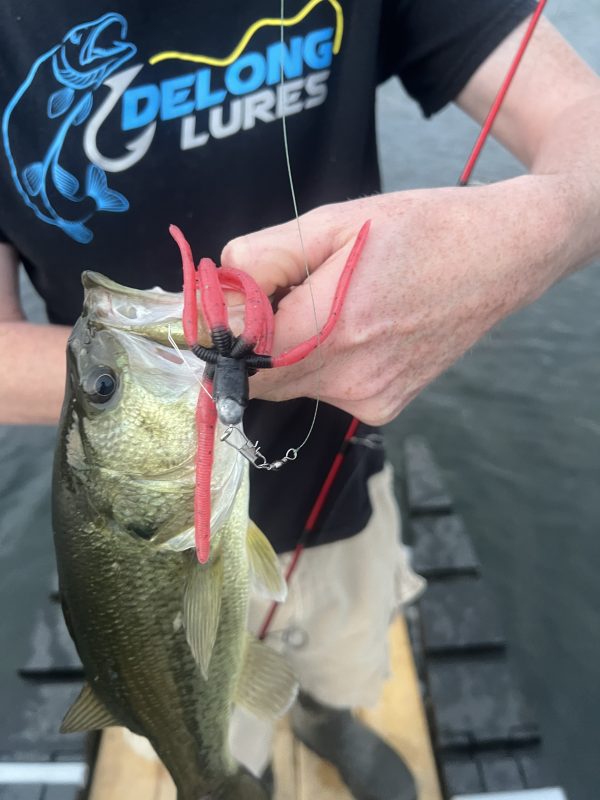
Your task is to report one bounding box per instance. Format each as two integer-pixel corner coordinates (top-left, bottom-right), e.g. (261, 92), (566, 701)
(82, 270), (171, 299)
(81, 270), (241, 349)
(81, 270), (208, 347)
(79, 14), (134, 67)
(57, 14), (136, 88)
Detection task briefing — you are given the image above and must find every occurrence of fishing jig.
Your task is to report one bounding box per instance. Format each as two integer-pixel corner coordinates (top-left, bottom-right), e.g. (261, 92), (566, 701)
(169, 220), (370, 564)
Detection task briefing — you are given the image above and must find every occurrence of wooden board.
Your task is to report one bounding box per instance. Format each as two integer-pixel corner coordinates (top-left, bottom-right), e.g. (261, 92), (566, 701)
(89, 729), (176, 800)
(359, 617), (442, 800)
(89, 618), (441, 799)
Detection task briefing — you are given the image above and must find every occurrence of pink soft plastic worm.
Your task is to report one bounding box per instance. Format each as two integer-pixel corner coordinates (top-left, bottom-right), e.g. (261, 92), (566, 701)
(169, 221), (371, 564)
(271, 220), (370, 367)
(219, 267), (275, 354)
(194, 378), (216, 564)
(169, 224), (198, 347)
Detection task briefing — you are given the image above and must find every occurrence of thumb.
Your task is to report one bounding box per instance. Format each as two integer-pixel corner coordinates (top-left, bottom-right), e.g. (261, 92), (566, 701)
(220, 212), (339, 296)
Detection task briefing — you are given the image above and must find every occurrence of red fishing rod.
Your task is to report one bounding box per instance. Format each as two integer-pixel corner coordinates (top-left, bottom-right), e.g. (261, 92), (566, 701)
(459, 0), (548, 186)
(258, 0), (549, 639)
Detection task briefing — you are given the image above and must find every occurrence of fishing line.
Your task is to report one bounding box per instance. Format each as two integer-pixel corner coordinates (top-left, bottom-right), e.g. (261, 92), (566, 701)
(277, 0), (322, 455)
(167, 325), (214, 401)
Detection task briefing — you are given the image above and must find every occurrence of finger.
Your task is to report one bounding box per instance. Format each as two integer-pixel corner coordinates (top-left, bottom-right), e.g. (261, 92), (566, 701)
(247, 281), (338, 402)
(220, 210), (346, 296)
(268, 236), (358, 353)
(247, 279), (330, 402)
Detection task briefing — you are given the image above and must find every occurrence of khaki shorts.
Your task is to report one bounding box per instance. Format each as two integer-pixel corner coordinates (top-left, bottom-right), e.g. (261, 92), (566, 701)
(230, 462), (425, 774)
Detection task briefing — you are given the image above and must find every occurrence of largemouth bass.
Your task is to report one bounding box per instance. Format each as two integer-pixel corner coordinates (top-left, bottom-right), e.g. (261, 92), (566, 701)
(52, 272), (296, 799)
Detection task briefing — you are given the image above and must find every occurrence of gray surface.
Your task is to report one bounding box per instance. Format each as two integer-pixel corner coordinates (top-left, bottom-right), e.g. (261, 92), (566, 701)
(411, 515), (481, 577)
(0, 3), (598, 798)
(419, 576), (507, 654)
(442, 750), (555, 796)
(427, 654), (540, 748)
(452, 791), (567, 800)
(19, 601), (82, 678)
(403, 436), (454, 514)
(0, 788), (43, 800)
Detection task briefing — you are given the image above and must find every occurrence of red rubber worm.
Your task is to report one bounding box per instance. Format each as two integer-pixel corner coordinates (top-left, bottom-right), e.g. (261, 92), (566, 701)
(169, 221), (370, 565)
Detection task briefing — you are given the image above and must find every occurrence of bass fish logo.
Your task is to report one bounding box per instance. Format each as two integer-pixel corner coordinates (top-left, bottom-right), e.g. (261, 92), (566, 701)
(2, 12), (136, 244)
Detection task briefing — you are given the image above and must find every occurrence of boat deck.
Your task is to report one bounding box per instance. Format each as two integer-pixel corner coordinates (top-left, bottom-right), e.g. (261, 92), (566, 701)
(88, 617), (442, 800)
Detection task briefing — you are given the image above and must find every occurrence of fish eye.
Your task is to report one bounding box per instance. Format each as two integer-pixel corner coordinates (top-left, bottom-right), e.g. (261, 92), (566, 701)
(83, 366), (118, 404)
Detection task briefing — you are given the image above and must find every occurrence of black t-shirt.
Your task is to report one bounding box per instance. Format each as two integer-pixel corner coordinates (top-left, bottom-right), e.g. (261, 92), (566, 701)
(0, 0), (534, 552)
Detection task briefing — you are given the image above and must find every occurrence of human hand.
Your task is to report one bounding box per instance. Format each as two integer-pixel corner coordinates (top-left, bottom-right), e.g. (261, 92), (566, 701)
(221, 182), (569, 424)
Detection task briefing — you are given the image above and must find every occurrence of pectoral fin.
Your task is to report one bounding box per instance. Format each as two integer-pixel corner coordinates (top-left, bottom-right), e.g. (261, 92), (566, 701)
(72, 93), (93, 126)
(247, 521), (287, 602)
(183, 555), (223, 679)
(21, 163), (43, 197)
(235, 634), (298, 720)
(47, 88), (74, 118)
(156, 525), (194, 551)
(52, 163), (80, 199)
(60, 683), (119, 733)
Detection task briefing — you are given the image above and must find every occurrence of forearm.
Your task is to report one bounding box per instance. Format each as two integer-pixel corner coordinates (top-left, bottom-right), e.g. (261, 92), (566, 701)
(425, 169), (596, 318)
(457, 18), (600, 280)
(467, 97), (600, 322)
(424, 86), (600, 323)
(0, 321), (70, 424)
(529, 92), (600, 271)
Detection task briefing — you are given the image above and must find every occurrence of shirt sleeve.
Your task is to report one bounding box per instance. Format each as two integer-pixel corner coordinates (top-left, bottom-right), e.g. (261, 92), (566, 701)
(382, 0), (537, 117)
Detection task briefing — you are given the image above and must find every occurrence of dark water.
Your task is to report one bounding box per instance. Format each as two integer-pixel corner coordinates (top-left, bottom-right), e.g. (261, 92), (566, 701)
(1, 2), (598, 796)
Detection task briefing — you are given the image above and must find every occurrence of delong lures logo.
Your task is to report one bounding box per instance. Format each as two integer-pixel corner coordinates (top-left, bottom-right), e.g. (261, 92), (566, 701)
(2, 1), (344, 243)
